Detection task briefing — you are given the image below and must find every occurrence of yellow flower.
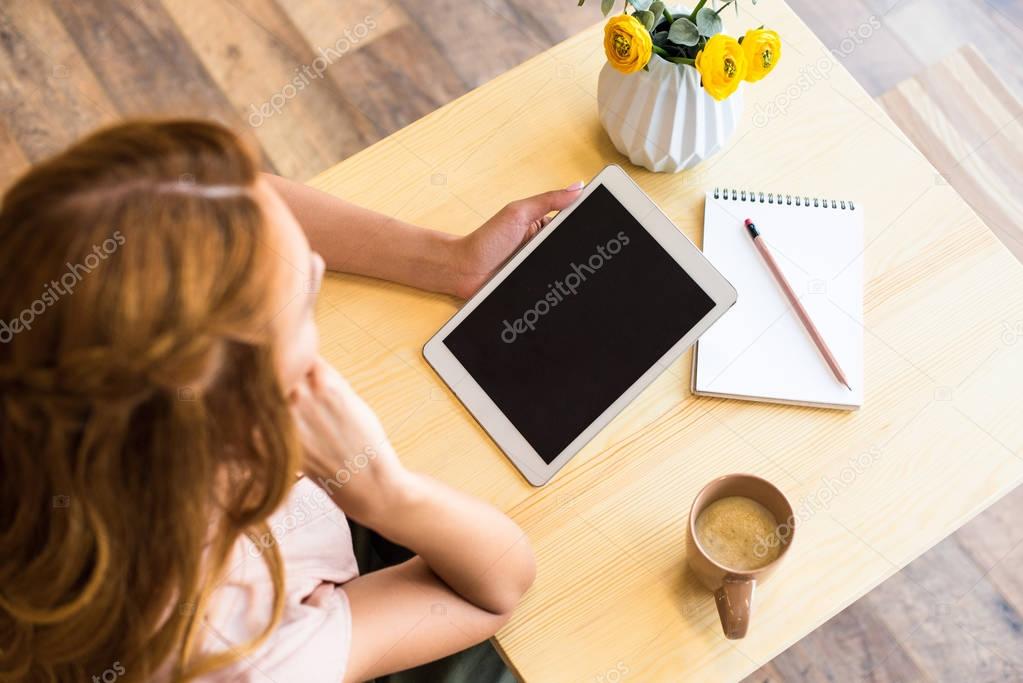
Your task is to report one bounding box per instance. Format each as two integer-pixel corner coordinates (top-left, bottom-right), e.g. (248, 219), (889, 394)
(603, 15), (653, 74)
(741, 28), (781, 82)
(694, 34), (748, 101)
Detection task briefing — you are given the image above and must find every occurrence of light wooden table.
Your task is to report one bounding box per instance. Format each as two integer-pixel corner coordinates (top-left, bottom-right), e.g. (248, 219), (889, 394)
(309, 2), (1023, 681)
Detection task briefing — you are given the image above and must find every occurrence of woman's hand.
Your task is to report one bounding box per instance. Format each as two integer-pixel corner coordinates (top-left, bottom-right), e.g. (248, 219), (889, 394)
(450, 182), (584, 298)
(290, 356), (409, 524)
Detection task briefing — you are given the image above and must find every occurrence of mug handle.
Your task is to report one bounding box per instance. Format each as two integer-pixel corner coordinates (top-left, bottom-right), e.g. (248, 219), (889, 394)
(715, 576), (755, 639)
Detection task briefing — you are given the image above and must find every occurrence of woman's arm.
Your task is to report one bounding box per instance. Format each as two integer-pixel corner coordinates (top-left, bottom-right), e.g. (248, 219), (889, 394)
(337, 473), (535, 682)
(264, 174), (463, 295)
(347, 469), (535, 615)
(291, 358), (535, 680)
(340, 555), (516, 682)
(265, 173), (583, 299)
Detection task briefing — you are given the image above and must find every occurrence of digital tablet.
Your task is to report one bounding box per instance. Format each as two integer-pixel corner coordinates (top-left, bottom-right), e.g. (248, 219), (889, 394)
(423, 165), (736, 486)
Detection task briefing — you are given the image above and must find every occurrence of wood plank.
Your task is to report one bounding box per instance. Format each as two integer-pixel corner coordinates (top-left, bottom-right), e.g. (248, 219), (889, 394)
(917, 47), (1023, 178)
(986, 0), (1023, 28)
(881, 0), (1023, 94)
(323, 20), (467, 140)
(878, 45), (1023, 262)
(0, 1), (118, 162)
(50, 0), (241, 124)
(862, 535), (1023, 681)
(784, 0), (924, 95)
(396, 0), (564, 88)
(954, 485), (1023, 629)
(743, 601), (929, 683)
(160, 0), (380, 180)
(502, 0), (599, 48)
(275, 0), (405, 56)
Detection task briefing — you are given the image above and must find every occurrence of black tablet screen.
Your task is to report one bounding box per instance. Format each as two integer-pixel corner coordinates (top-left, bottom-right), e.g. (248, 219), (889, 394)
(443, 184), (715, 463)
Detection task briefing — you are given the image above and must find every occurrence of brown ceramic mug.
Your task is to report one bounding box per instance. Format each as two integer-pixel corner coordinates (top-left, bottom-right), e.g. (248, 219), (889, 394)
(686, 474), (795, 639)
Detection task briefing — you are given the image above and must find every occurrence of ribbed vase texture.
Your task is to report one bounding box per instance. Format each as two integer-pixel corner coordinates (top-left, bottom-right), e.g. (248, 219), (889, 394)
(597, 53), (743, 173)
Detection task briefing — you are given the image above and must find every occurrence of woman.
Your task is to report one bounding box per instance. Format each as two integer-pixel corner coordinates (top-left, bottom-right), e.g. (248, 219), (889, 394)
(0, 120), (583, 682)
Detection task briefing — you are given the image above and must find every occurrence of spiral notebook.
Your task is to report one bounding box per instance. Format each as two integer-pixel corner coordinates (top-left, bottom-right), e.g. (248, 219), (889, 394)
(692, 188), (864, 410)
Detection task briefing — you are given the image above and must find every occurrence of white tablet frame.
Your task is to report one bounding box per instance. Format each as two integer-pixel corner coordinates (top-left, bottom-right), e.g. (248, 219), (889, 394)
(423, 165), (737, 486)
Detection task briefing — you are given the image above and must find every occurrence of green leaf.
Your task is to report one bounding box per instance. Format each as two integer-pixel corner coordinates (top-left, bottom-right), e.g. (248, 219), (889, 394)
(696, 6), (722, 36)
(600, 0), (614, 15)
(626, 0), (653, 10)
(667, 17), (700, 46)
(633, 9), (655, 30)
(578, 0), (585, 5)
(652, 30), (669, 46)
(649, 1), (665, 21)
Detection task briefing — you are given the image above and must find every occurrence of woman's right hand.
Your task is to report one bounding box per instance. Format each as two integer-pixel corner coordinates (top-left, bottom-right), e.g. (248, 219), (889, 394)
(290, 356), (409, 523)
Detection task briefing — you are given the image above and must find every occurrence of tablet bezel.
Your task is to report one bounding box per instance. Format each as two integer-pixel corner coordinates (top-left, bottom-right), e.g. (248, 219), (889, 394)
(423, 165), (737, 486)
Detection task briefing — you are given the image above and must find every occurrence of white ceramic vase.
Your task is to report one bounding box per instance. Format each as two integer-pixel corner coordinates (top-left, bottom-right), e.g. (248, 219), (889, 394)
(597, 34), (744, 173)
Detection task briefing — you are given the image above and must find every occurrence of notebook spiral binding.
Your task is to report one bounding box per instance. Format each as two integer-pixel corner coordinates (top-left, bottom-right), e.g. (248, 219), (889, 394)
(713, 187), (855, 211)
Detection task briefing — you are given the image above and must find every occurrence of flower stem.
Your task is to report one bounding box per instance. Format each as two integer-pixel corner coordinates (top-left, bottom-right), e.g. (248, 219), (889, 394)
(688, 0), (707, 22)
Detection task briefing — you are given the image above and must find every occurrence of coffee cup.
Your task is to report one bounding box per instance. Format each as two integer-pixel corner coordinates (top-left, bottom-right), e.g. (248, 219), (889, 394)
(686, 473), (795, 639)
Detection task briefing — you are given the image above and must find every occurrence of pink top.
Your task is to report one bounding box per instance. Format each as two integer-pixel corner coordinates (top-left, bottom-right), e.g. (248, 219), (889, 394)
(186, 478), (360, 682)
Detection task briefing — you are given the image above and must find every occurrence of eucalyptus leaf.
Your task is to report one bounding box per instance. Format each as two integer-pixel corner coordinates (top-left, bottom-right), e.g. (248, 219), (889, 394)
(649, 1), (665, 21)
(667, 17), (700, 46)
(695, 6), (722, 36)
(600, 0), (614, 16)
(633, 9), (655, 31)
(652, 30), (669, 45)
(626, 0), (653, 10)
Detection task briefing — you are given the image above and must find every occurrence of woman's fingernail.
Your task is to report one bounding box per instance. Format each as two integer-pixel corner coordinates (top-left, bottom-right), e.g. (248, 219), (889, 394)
(565, 181), (584, 191)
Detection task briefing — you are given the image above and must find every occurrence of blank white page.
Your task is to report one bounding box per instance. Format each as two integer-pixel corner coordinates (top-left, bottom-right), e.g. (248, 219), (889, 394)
(693, 190), (864, 409)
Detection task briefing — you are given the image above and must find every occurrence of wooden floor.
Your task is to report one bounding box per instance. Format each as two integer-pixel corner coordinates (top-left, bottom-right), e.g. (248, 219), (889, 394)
(2, 1), (1022, 681)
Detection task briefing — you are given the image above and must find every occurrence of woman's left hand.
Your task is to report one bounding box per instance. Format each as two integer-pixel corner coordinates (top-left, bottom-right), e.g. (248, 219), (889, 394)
(450, 182), (584, 298)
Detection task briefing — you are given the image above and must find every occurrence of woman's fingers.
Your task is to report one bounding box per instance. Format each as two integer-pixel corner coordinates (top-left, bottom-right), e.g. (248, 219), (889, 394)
(508, 183), (583, 222)
(291, 380), (334, 441)
(292, 356), (389, 459)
